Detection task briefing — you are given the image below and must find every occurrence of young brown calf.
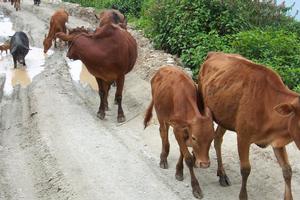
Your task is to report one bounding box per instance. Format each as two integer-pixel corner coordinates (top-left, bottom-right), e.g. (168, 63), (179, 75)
(144, 66), (215, 199)
(0, 42), (10, 54)
(199, 52), (300, 200)
(43, 9), (68, 53)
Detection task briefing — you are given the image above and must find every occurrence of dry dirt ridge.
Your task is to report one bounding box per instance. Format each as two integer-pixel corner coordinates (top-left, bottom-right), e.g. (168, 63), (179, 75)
(0, 1), (299, 200)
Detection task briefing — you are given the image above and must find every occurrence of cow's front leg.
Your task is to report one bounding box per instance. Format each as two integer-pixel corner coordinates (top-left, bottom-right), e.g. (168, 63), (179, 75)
(273, 147), (293, 200)
(215, 125), (231, 186)
(115, 75), (125, 123)
(174, 128), (203, 199)
(237, 137), (251, 200)
(96, 78), (109, 120)
(13, 56), (17, 68)
(54, 38), (57, 48)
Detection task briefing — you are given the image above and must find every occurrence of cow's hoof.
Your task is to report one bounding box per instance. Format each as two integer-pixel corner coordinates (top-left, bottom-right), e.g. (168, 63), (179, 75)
(117, 115), (126, 123)
(175, 173), (183, 181)
(192, 186), (203, 199)
(219, 174), (231, 187)
(97, 112), (105, 120)
(239, 192), (248, 200)
(159, 160), (168, 169)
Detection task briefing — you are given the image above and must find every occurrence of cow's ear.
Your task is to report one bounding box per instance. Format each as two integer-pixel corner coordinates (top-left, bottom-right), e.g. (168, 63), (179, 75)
(274, 103), (294, 117)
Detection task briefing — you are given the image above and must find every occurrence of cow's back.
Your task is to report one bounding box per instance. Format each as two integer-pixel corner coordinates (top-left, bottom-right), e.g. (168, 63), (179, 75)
(68, 25), (137, 80)
(51, 9), (68, 31)
(152, 66), (198, 122)
(10, 32), (29, 55)
(199, 52), (288, 131)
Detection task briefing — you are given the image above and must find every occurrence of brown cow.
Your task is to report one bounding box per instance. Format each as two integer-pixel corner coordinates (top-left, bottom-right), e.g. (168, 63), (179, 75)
(95, 9), (127, 29)
(60, 23), (137, 122)
(43, 9), (68, 53)
(198, 52), (300, 200)
(13, 0), (20, 11)
(56, 26), (92, 47)
(0, 42), (10, 54)
(144, 66), (215, 199)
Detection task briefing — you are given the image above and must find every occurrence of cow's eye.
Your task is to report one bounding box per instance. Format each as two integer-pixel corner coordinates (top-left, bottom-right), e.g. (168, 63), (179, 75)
(192, 136), (196, 141)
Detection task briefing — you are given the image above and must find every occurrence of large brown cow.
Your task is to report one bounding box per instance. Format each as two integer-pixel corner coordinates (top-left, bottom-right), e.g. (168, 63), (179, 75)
(198, 52), (300, 200)
(43, 9), (68, 53)
(95, 9), (126, 29)
(60, 23), (137, 122)
(144, 66), (215, 199)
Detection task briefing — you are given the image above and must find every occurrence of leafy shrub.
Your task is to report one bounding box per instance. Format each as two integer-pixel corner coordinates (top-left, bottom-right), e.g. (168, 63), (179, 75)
(231, 29), (300, 90)
(63, 0), (143, 17)
(181, 32), (233, 75)
(141, 0), (251, 55)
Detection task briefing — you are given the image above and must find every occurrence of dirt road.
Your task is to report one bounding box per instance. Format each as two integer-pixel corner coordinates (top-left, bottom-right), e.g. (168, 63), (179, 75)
(0, 1), (299, 200)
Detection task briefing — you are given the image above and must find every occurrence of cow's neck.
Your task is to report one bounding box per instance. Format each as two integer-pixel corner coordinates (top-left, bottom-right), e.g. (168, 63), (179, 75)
(47, 27), (56, 40)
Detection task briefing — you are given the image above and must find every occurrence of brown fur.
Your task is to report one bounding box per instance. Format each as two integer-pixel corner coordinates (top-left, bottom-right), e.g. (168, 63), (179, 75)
(56, 26), (92, 46)
(43, 9), (68, 53)
(65, 23), (137, 123)
(144, 66), (214, 199)
(198, 52), (300, 200)
(96, 9), (127, 29)
(0, 43), (10, 54)
(14, 0), (20, 11)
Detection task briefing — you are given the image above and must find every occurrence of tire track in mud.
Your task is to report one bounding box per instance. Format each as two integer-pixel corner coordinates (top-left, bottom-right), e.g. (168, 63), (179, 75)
(0, 2), (187, 198)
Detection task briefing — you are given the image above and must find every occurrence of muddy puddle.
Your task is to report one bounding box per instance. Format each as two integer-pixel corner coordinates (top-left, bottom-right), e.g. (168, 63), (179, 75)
(67, 59), (98, 91)
(0, 11), (53, 95)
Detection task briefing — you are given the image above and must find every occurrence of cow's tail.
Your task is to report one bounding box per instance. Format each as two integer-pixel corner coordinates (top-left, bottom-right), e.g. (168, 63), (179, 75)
(196, 79), (205, 115)
(144, 99), (154, 129)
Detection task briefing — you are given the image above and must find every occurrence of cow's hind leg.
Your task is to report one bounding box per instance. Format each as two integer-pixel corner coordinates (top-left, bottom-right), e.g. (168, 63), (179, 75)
(115, 75), (125, 123)
(215, 125), (231, 186)
(158, 121), (170, 169)
(54, 38), (57, 48)
(96, 78), (110, 120)
(175, 150), (184, 181)
(174, 128), (203, 199)
(273, 147), (293, 200)
(237, 137), (251, 200)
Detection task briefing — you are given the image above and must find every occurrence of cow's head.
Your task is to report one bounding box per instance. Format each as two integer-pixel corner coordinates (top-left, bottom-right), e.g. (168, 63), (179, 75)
(43, 35), (52, 53)
(274, 97), (300, 149)
(189, 107), (214, 168)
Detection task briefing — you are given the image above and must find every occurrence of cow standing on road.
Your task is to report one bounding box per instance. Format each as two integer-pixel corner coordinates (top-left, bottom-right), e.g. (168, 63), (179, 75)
(43, 9), (68, 53)
(34, 0), (41, 6)
(10, 31), (30, 68)
(58, 23), (137, 122)
(144, 66), (215, 199)
(198, 52), (300, 200)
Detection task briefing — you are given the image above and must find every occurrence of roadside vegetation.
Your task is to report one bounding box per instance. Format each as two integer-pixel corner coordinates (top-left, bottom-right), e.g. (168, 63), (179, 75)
(62, 0), (300, 92)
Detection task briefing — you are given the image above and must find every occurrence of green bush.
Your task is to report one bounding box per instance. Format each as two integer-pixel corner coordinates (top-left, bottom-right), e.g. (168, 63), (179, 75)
(63, 0), (143, 17)
(141, 0), (251, 55)
(231, 29), (300, 90)
(181, 32), (233, 75)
